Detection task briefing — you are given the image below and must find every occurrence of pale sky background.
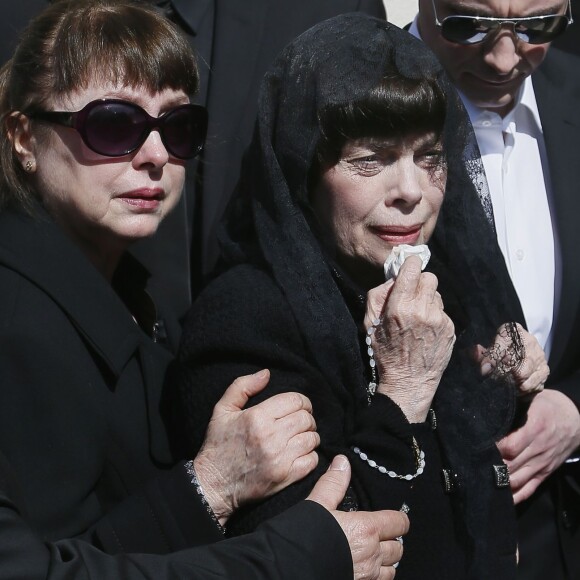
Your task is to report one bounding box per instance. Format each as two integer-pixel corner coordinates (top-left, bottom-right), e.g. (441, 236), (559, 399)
(384, 0), (419, 27)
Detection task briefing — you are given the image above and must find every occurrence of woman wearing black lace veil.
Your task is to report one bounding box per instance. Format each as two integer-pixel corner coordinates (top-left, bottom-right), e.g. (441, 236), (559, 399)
(172, 14), (547, 579)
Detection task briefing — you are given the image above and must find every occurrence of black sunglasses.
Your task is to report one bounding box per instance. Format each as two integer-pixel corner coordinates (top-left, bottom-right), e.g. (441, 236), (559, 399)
(431, 0), (573, 45)
(29, 99), (208, 159)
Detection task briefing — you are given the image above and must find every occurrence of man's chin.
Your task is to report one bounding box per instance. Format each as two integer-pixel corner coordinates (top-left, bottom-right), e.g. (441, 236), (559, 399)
(464, 88), (517, 116)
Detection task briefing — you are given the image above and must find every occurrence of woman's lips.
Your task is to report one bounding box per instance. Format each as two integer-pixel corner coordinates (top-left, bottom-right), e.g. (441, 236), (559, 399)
(118, 188), (165, 211)
(371, 225), (422, 244)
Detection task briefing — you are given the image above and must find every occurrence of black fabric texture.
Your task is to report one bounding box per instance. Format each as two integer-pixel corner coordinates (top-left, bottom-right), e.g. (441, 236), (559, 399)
(176, 14), (527, 580)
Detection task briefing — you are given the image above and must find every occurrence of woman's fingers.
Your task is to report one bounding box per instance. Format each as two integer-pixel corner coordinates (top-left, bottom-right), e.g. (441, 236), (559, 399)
(276, 407), (317, 438)
(381, 538), (404, 567)
(387, 256), (423, 303)
(258, 390), (313, 419)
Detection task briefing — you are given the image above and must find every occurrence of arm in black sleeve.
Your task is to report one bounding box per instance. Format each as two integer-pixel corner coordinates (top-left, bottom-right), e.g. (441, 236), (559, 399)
(0, 449), (352, 580)
(169, 265), (424, 532)
(87, 461), (224, 554)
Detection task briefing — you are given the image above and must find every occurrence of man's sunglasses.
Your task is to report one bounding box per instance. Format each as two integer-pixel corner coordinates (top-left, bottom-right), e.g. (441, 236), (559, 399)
(431, 0), (573, 45)
(29, 99), (208, 160)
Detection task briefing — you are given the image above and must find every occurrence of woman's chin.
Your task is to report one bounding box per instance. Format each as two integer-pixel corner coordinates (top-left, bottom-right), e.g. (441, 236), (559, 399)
(114, 215), (165, 242)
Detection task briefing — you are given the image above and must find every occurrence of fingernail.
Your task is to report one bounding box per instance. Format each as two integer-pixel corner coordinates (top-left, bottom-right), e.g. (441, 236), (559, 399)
(329, 455), (349, 471)
(481, 362), (492, 376)
(254, 369), (269, 378)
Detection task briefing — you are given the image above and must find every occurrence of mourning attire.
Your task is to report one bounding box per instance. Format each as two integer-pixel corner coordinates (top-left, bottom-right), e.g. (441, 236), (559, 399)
(0, 207), (353, 580)
(173, 15), (523, 580)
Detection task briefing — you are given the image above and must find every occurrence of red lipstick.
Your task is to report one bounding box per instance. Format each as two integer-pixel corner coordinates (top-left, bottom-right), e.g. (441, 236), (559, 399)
(371, 224), (423, 245)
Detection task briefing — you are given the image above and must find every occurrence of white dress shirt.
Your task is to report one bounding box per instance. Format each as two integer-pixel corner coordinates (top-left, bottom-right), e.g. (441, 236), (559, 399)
(409, 19), (560, 356)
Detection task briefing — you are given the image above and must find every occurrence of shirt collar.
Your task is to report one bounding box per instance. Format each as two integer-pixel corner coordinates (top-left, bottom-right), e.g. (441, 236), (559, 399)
(461, 76), (542, 135)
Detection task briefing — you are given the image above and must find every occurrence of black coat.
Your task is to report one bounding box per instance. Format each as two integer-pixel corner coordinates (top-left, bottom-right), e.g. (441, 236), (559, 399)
(173, 262), (517, 580)
(0, 449), (351, 580)
(0, 208), (353, 579)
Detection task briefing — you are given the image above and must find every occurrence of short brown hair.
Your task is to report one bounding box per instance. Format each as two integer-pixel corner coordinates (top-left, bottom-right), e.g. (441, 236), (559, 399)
(0, 0), (199, 211)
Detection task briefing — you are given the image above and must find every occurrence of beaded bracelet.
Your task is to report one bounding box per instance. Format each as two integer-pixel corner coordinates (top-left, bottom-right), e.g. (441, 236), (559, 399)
(184, 460), (226, 535)
(352, 437), (425, 481)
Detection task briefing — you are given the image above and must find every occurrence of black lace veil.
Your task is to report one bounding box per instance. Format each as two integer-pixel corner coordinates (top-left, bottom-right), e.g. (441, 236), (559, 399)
(222, 13), (522, 390)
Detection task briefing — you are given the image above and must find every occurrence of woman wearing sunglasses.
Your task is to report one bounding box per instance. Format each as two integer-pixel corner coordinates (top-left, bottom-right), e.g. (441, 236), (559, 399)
(0, 2), (411, 578)
(173, 14), (550, 580)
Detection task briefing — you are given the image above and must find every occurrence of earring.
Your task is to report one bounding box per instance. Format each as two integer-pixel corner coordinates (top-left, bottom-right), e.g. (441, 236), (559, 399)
(24, 160), (33, 172)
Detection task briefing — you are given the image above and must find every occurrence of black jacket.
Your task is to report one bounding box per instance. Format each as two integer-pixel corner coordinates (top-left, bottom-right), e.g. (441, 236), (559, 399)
(0, 208), (353, 579)
(174, 263), (517, 580)
(0, 449), (351, 580)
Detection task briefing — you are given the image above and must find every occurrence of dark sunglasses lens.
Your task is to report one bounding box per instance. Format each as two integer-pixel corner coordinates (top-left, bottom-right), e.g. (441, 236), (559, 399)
(162, 106), (207, 159)
(516, 15), (569, 43)
(441, 17), (489, 44)
(84, 102), (146, 156)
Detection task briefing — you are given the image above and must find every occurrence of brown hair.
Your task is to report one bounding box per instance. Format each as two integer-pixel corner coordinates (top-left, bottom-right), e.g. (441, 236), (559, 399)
(0, 0), (199, 211)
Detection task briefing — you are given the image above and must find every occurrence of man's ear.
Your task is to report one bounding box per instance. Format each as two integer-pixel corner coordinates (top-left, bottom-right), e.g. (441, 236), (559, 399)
(6, 112), (37, 172)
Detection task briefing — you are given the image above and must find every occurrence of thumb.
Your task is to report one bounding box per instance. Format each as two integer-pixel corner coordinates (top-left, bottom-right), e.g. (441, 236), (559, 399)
(306, 455), (351, 510)
(215, 369), (270, 413)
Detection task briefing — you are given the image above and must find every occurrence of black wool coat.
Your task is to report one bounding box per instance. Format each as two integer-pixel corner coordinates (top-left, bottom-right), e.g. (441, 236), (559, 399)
(0, 209), (353, 580)
(173, 262), (519, 580)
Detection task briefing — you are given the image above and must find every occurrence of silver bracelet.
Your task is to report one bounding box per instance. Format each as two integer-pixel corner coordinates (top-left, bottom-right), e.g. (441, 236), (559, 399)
(184, 460), (226, 535)
(352, 437), (425, 481)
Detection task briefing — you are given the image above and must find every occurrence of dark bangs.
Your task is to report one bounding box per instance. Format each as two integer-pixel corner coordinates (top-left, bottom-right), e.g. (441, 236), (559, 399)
(51, 2), (197, 95)
(317, 73), (447, 165)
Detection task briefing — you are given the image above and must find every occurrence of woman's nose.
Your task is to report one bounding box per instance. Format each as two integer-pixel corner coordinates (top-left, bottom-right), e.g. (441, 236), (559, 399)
(132, 129), (169, 169)
(387, 159), (423, 206)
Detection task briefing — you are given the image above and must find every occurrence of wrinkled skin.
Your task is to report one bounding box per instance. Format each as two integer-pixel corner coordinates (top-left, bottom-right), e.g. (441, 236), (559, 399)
(364, 256), (456, 423)
(307, 455), (410, 580)
(194, 369), (320, 524)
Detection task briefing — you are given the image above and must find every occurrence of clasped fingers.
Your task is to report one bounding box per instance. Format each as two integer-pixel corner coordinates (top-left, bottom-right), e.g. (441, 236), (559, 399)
(240, 396), (319, 479)
(339, 509), (409, 580)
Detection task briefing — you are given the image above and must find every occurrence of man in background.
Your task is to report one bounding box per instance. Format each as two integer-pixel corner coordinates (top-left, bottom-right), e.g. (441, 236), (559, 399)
(411, 1), (580, 577)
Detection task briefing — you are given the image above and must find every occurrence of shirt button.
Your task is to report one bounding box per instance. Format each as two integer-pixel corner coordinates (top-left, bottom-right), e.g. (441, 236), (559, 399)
(481, 120), (492, 127)
(516, 249), (525, 261)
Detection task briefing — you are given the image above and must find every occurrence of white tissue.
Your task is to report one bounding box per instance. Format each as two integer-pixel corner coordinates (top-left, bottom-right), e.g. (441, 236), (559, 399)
(383, 244), (431, 281)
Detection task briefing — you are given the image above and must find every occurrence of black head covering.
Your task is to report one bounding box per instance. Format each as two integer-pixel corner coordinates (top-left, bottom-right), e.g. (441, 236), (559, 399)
(222, 12), (522, 394)
(220, 14), (523, 575)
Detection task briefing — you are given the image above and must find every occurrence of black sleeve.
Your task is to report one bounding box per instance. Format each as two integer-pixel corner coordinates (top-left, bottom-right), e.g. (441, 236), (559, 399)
(0, 451), (353, 580)
(168, 265), (425, 534)
(87, 461), (224, 554)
